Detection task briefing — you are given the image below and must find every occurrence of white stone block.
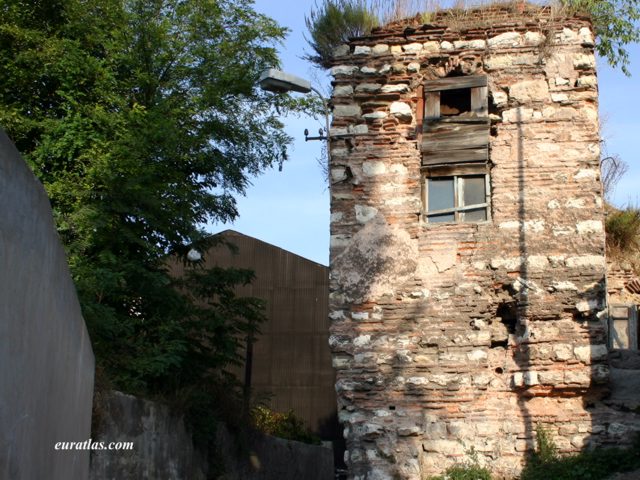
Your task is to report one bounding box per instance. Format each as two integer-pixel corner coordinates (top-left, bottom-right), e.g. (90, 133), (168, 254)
(355, 205), (378, 224)
(402, 42), (423, 52)
(351, 311), (370, 321)
(390, 101), (413, 120)
(565, 255), (605, 268)
(331, 65), (358, 76)
(353, 45), (371, 55)
(524, 31), (545, 46)
(334, 85), (354, 96)
(423, 41), (439, 52)
(576, 220), (603, 234)
(362, 160), (387, 176)
(577, 75), (597, 87)
(355, 83), (382, 92)
(509, 79), (549, 103)
(372, 44), (390, 55)
(363, 111), (388, 120)
(488, 31), (521, 48)
(574, 53), (596, 69)
(353, 334), (371, 346)
(381, 84), (409, 93)
(333, 104), (361, 117)
(453, 39), (486, 49)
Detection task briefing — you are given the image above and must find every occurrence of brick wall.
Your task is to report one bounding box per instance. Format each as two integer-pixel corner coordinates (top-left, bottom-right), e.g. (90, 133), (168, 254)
(327, 5), (640, 479)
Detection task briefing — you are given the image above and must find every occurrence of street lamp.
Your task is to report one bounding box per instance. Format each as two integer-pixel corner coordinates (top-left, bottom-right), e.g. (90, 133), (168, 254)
(258, 68), (331, 144)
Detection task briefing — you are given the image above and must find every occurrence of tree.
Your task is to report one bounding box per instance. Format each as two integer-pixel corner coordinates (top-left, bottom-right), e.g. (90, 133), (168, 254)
(561, 0), (640, 76)
(0, 0), (299, 399)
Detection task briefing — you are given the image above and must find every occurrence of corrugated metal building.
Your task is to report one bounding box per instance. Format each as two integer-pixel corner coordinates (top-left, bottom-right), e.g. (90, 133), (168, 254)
(169, 230), (337, 439)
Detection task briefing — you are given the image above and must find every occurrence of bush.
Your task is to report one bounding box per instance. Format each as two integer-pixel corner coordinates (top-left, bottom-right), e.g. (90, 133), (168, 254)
(428, 448), (493, 480)
(305, 0), (378, 68)
(521, 425), (640, 480)
(606, 207), (640, 253)
(251, 406), (321, 445)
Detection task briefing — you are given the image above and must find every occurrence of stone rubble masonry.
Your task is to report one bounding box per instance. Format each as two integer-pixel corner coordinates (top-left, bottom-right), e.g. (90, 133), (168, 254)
(327, 4), (640, 479)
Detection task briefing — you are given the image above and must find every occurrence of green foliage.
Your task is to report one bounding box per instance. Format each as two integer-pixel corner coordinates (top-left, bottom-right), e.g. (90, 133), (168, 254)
(0, 0), (300, 398)
(521, 425), (640, 480)
(251, 405), (321, 445)
(560, 0), (640, 75)
(606, 207), (640, 253)
(428, 448), (493, 480)
(304, 0), (378, 68)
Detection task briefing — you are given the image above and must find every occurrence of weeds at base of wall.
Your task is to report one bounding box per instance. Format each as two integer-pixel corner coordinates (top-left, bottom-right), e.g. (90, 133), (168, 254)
(520, 425), (640, 480)
(426, 426), (640, 480)
(427, 448), (492, 480)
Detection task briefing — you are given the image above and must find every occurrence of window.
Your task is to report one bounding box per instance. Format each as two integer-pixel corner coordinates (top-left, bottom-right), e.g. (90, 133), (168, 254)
(423, 164), (490, 223)
(421, 75), (490, 224)
(609, 304), (638, 350)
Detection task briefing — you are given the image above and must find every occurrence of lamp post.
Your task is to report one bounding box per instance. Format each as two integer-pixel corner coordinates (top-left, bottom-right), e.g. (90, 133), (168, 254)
(258, 68), (331, 145)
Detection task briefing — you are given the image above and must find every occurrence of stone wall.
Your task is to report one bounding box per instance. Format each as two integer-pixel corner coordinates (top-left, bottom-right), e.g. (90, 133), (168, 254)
(0, 129), (95, 479)
(327, 5), (640, 479)
(89, 391), (208, 480)
(90, 391), (334, 480)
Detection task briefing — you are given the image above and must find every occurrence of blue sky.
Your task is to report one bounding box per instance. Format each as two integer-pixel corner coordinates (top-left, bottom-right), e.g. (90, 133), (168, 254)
(209, 0), (640, 266)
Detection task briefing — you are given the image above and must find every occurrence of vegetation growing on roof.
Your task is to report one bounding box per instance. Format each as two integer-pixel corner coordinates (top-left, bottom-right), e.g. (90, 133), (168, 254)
(305, 0), (640, 76)
(304, 0), (378, 68)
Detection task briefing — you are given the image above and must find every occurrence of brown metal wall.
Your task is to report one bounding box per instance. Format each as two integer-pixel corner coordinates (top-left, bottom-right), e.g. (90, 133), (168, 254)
(170, 230), (336, 438)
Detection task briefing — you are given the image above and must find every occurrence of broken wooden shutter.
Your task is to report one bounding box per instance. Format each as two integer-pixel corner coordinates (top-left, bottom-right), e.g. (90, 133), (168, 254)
(422, 76), (489, 166)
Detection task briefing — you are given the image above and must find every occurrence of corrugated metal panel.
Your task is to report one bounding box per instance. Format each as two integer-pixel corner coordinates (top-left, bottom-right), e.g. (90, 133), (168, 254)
(168, 230), (335, 438)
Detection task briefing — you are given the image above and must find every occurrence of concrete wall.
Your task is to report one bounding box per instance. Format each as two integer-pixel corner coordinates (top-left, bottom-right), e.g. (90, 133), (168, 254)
(216, 423), (334, 480)
(89, 391), (208, 480)
(327, 4), (640, 479)
(0, 129), (95, 479)
(90, 391), (334, 480)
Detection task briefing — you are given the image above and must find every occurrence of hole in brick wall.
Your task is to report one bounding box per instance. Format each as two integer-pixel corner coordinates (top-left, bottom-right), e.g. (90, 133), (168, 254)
(440, 88), (471, 116)
(491, 339), (508, 348)
(496, 301), (518, 334)
(388, 405), (396, 410)
(495, 367), (504, 374)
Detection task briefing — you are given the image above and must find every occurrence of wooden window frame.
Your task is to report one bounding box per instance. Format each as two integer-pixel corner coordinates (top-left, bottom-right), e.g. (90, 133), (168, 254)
(421, 163), (492, 224)
(609, 303), (639, 350)
(422, 75), (489, 167)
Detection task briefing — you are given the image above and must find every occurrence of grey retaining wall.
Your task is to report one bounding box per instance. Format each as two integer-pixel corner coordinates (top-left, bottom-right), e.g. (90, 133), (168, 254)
(0, 129), (95, 479)
(90, 391), (334, 480)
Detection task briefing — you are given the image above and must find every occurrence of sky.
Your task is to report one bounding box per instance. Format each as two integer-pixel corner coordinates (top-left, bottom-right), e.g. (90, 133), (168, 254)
(209, 0), (640, 267)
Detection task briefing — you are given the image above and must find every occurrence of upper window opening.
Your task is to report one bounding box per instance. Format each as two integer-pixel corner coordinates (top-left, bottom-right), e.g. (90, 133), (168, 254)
(421, 75), (490, 224)
(440, 88), (472, 117)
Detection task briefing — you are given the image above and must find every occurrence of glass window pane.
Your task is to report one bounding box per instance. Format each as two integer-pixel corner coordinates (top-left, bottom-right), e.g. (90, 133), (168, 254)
(462, 208), (487, 222)
(428, 213), (455, 223)
(428, 177), (454, 212)
(462, 175), (486, 206)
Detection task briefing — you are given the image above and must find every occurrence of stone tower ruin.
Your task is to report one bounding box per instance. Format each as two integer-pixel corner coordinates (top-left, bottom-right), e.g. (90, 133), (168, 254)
(327, 3), (640, 479)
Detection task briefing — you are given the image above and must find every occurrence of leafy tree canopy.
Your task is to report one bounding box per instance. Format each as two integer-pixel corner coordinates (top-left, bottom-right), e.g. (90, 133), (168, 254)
(0, 0), (301, 398)
(562, 0), (640, 76)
